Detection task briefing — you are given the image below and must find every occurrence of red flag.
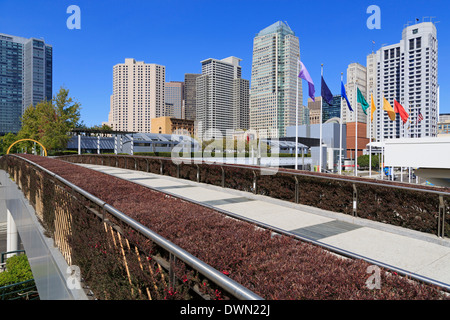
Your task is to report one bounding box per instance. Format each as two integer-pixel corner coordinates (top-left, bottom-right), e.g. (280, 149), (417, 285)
(394, 100), (409, 124)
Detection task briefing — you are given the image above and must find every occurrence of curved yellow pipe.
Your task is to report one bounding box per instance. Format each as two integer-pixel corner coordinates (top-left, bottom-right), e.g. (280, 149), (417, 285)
(6, 139), (47, 157)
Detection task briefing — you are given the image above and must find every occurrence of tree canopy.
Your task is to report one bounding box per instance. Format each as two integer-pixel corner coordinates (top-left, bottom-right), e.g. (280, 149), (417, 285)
(18, 87), (81, 151)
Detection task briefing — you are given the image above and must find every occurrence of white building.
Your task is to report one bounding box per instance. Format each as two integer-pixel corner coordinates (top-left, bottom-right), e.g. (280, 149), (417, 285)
(196, 56), (249, 139)
(250, 21), (302, 138)
(108, 58), (165, 133)
(343, 62), (368, 125)
(372, 22), (438, 141)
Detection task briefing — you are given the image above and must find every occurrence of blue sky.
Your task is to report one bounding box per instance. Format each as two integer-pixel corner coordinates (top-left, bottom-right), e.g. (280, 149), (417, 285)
(1, 0), (448, 126)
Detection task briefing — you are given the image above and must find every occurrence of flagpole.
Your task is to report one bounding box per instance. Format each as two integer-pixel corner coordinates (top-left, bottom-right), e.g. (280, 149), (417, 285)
(355, 82), (358, 177)
(369, 94), (372, 178)
(381, 94), (384, 180)
(320, 64), (323, 173)
(339, 72), (343, 175)
(296, 58), (299, 170)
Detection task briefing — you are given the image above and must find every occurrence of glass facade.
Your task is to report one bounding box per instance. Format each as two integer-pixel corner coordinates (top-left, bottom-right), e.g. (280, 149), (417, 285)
(0, 35), (23, 135)
(0, 34), (52, 135)
(322, 95), (342, 123)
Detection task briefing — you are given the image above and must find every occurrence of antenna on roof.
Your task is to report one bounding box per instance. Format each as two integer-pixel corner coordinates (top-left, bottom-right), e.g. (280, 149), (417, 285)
(284, 20), (291, 29)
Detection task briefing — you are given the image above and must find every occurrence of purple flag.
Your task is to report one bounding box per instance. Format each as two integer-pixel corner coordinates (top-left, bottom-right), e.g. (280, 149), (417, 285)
(298, 61), (315, 102)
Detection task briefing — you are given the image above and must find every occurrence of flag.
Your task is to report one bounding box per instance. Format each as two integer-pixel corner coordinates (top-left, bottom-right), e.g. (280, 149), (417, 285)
(417, 110), (424, 124)
(341, 81), (353, 111)
(357, 87), (369, 115)
(394, 100), (409, 124)
(370, 94), (376, 122)
(321, 76), (333, 105)
(382, 97), (396, 121)
(298, 61), (315, 102)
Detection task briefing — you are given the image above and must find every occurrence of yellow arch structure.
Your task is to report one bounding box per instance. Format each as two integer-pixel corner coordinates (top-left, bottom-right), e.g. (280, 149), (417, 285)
(6, 139), (47, 157)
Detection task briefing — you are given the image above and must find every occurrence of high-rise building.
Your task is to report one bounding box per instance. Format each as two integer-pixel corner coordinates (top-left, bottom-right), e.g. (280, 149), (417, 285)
(108, 58), (165, 133)
(184, 73), (201, 121)
(343, 63), (368, 125)
(0, 33), (52, 135)
(196, 56), (249, 139)
(372, 22), (438, 140)
(165, 81), (184, 119)
(250, 21), (302, 138)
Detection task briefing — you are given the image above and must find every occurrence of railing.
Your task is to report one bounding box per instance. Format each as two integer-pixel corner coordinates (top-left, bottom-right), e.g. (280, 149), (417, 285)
(58, 154), (450, 239)
(0, 250), (39, 300)
(0, 279), (39, 300)
(0, 154), (262, 300)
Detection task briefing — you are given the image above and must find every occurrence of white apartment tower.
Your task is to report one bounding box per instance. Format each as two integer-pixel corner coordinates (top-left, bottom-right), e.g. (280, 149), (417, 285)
(372, 22), (438, 140)
(108, 58), (165, 132)
(196, 56), (249, 139)
(250, 21), (302, 138)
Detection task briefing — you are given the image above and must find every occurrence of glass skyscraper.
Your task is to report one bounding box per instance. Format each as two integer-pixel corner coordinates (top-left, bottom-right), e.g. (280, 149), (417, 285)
(0, 33), (52, 135)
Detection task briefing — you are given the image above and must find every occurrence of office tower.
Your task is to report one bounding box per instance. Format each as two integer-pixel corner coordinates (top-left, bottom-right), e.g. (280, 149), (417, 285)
(108, 58), (165, 133)
(308, 97), (321, 124)
(184, 73), (201, 121)
(343, 63), (368, 125)
(165, 81), (184, 119)
(322, 95), (342, 123)
(233, 77), (250, 130)
(250, 21), (302, 138)
(307, 95), (341, 124)
(196, 56), (249, 139)
(372, 22), (438, 140)
(0, 33), (52, 135)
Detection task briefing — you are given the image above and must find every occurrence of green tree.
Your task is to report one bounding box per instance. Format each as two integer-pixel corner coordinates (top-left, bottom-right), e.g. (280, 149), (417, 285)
(18, 87), (81, 151)
(0, 132), (18, 155)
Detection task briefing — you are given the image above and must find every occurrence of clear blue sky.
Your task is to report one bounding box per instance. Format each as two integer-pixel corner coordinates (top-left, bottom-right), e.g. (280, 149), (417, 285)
(1, 0), (448, 126)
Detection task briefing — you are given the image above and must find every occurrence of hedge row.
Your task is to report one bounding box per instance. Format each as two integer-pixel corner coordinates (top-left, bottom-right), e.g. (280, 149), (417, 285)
(2, 154), (448, 300)
(59, 154), (450, 238)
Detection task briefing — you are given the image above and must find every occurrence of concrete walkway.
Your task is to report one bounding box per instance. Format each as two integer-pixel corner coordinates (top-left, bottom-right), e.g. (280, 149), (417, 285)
(77, 163), (450, 291)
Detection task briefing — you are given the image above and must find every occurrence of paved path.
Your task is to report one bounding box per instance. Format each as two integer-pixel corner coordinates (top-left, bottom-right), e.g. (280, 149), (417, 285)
(78, 163), (450, 290)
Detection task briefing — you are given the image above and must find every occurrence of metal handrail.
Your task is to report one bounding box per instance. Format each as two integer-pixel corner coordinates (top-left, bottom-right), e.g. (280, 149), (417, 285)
(11, 154), (263, 300)
(63, 154), (450, 197)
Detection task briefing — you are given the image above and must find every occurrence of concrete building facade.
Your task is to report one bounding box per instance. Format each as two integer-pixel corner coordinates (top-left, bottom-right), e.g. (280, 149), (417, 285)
(108, 58), (165, 133)
(372, 22), (438, 140)
(196, 56), (249, 139)
(250, 21), (302, 138)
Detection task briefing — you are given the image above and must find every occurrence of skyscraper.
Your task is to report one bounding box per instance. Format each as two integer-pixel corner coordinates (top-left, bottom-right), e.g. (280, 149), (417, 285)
(343, 63), (368, 125)
(108, 58), (165, 133)
(184, 73), (201, 121)
(371, 22), (438, 140)
(250, 21), (302, 138)
(0, 33), (52, 135)
(196, 56), (249, 139)
(165, 81), (184, 119)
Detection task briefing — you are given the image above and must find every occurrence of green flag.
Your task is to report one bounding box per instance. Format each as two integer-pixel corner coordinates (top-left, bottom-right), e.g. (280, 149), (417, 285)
(357, 87), (369, 115)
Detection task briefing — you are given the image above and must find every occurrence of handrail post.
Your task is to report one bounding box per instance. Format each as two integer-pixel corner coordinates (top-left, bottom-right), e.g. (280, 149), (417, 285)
(221, 167), (225, 188)
(252, 170), (257, 194)
(353, 183), (358, 217)
(438, 195), (446, 238)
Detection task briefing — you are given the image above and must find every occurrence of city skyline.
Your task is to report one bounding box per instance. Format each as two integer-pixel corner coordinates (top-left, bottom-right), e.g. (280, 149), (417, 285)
(0, 0), (448, 127)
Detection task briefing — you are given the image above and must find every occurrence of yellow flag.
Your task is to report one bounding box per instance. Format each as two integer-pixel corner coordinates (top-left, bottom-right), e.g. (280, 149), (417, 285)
(370, 94), (376, 122)
(383, 97), (396, 121)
